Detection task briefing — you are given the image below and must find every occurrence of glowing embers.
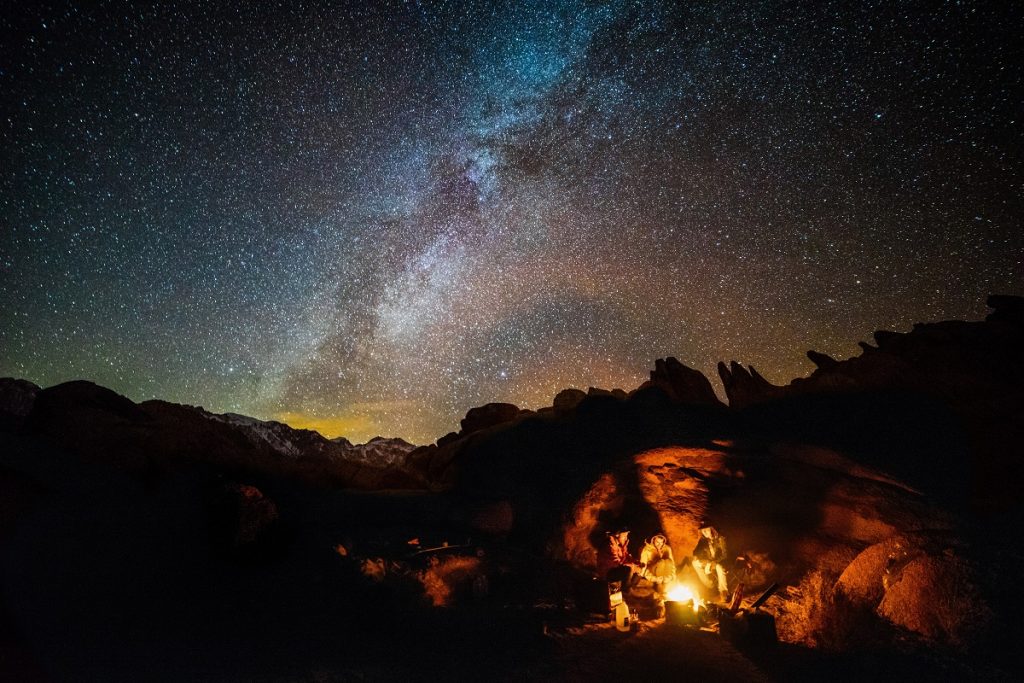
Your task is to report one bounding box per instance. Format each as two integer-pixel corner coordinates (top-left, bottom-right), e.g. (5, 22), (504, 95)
(664, 583), (704, 626)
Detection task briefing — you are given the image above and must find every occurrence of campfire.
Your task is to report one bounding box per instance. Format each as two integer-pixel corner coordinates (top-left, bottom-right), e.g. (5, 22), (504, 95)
(666, 582), (703, 612)
(664, 582), (704, 626)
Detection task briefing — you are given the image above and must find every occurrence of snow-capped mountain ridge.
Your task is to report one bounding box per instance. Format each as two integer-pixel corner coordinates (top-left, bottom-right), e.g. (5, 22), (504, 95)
(206, 411), (416, 467)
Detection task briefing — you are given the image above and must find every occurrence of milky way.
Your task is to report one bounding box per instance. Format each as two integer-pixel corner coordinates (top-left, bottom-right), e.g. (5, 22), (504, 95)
(2, 1), (1021, 442)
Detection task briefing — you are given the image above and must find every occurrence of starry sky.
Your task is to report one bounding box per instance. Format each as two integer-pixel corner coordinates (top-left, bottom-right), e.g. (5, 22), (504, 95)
(2, 0), (1021, 443)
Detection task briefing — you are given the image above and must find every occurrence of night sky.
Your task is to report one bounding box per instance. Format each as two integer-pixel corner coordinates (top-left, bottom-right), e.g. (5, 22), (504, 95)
(2, 1), (1021, 443)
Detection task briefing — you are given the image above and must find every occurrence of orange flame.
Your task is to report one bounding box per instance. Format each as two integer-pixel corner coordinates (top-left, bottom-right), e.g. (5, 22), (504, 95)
(666, 582), (703, 612)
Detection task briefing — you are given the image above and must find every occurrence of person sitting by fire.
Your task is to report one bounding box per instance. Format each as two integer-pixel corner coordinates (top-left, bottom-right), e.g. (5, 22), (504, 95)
(639, 533), (676, 614)
(599, 526), (636, 586)
(691, 523), (729, 603)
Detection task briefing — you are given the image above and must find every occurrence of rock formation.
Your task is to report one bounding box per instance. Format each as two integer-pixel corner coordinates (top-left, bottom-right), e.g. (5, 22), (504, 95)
(716, 361), (785, 409)
(553, 388), (587, 413)
(835, 532), (994, 647)
(459, 402), (528, 435)
(0, 377), (40, 430)
(636, 357), (725, 407)
(986, 293), (1024, 324)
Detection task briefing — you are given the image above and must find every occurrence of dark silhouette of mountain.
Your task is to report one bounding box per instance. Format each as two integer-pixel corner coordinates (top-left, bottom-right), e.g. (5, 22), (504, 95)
(10, 381), (426, 491)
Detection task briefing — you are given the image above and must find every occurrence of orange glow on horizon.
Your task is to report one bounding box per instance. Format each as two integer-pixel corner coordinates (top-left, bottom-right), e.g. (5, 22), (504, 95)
(274, 411), (375, 441)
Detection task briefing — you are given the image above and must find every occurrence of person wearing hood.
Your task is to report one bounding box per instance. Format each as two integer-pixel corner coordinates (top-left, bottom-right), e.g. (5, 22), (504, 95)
(639, 533), (676, 614)
(691, 524), (729, 602)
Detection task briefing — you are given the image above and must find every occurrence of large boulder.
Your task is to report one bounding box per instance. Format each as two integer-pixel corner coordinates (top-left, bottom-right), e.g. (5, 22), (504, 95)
(836, 533), (995, 647)
(836, 534), (920, 606)
(552, 388), (587, 414)
(554, 445), (726, 578)
(636, 357), (724, 407)
(632, 446), (722, 561)
(209, 482), (281, 552)
(877, 550), (993, 646)
(587, 387), (627, 400)
(459, 402), (524, 435)
(469, 499), (515, 535)
(556, 441), (951, 600)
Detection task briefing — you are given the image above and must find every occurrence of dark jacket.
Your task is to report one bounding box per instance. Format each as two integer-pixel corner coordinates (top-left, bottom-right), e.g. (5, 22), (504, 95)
(692, 534), (727, 564)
